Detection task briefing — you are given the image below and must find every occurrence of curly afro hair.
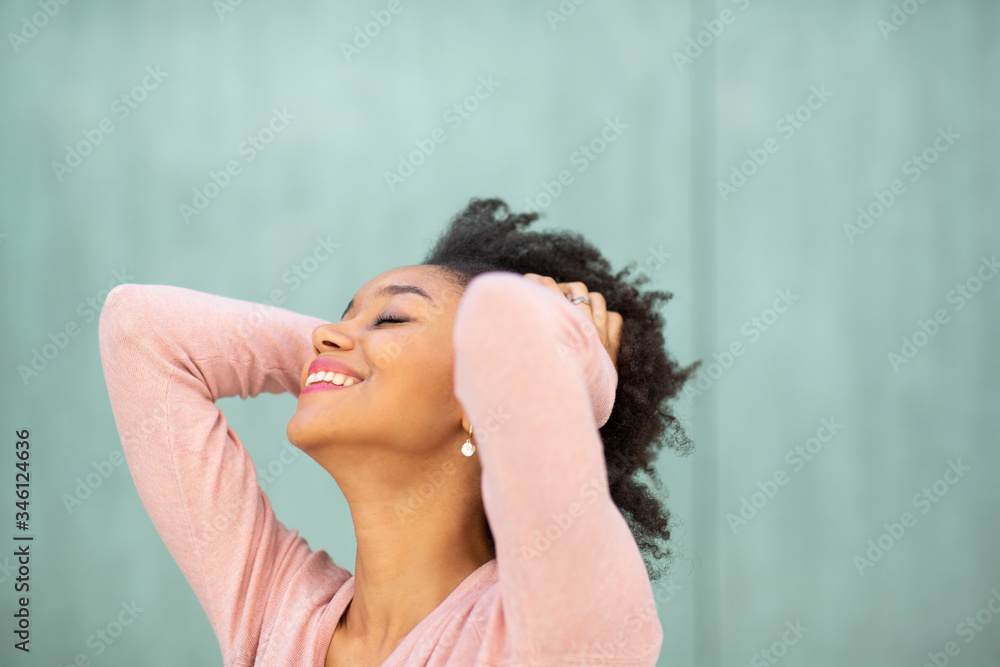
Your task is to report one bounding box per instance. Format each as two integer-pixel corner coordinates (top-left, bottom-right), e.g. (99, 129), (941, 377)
(419, 197), (699, 582)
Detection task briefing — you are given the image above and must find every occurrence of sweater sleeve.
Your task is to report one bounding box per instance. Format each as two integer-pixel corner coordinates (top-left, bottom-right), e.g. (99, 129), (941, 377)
(97, 283), (344, 664)
(452, 271), (664, 665)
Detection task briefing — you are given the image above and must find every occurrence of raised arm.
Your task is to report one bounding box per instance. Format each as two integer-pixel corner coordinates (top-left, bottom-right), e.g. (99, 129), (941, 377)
(97, 283), (350, 663)
(452, 271), (663, 664)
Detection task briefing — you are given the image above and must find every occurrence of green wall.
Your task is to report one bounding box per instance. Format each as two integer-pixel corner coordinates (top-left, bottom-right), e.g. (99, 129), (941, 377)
(1, 1), (997, 665)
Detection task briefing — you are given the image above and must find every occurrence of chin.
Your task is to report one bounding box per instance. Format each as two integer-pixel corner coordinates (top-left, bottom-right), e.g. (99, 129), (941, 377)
(285, 414), (312, 451)
(286, 412), (344, 453)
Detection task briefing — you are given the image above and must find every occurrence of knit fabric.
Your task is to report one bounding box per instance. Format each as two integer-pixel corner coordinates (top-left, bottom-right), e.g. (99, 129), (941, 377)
(98, 270), (663, 666)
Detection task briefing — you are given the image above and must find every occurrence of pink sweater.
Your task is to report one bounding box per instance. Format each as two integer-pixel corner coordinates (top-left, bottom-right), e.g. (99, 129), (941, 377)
(98, 271), (664, 666)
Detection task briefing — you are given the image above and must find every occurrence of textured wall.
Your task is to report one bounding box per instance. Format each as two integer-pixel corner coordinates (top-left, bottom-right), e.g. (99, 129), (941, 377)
(0, 1), (997, 665)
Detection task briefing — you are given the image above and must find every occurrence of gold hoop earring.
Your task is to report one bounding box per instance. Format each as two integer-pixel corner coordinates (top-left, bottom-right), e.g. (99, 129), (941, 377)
(462, 426), (476, 457)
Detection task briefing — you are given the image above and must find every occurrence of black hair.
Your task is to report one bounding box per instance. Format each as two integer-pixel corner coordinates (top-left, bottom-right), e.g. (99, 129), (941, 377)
(420, 197), (699, 582)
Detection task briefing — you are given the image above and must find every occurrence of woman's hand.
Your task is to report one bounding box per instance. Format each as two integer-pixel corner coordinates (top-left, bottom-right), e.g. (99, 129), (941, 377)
(521, 273), (623, 374)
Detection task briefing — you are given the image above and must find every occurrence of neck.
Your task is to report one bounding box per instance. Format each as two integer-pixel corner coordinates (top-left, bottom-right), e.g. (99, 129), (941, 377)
(323, 449), (493, 647)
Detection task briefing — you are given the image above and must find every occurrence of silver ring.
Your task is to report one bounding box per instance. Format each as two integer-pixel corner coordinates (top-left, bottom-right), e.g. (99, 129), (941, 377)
(569, 295), (592, 306)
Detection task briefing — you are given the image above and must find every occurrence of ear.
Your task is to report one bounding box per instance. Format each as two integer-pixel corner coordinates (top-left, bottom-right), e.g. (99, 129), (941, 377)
(461, 414), (471, 433)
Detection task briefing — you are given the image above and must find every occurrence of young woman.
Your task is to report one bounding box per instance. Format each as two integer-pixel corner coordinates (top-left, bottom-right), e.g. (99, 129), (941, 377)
(99, 198), (695, 666)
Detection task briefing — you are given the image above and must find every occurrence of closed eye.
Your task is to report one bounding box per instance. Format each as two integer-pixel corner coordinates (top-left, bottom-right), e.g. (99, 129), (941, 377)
(372, 314), (408, 326)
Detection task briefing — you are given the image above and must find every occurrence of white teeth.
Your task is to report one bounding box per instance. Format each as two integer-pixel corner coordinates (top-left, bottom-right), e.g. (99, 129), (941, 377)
(306, 370), (362, 386)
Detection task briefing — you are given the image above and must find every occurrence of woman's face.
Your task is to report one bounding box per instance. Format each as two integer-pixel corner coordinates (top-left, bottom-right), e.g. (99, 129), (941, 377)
(287, 264), (468, 462)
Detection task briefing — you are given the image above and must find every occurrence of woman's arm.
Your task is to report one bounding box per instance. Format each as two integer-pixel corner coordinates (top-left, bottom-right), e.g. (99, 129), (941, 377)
(452, 271), (663, 664)
(97, 283), (348, 663)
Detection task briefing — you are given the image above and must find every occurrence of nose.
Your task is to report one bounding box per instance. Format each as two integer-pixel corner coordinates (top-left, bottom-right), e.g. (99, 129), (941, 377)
(311, 322), (355, 354)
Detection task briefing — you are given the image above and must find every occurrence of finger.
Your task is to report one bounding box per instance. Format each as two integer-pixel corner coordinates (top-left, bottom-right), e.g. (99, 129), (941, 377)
(560, 281), (593, 312)
(559, 281), (590, 301)
(562, 283), (603, 337)
(586, 290), (609, 348)
(560, 282), (607, 353)
(607, 311), (623, 370)
(522, 273), (566, 301)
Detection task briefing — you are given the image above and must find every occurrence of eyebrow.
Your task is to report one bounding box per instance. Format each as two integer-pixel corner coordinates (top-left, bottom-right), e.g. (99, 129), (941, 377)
(340, 284), (434, 320)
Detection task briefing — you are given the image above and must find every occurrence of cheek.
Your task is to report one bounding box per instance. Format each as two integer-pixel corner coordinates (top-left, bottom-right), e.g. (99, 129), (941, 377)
(366, 335), (406, 371)
(404, 355), (456, 399)
(373, 340), (455, 397)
